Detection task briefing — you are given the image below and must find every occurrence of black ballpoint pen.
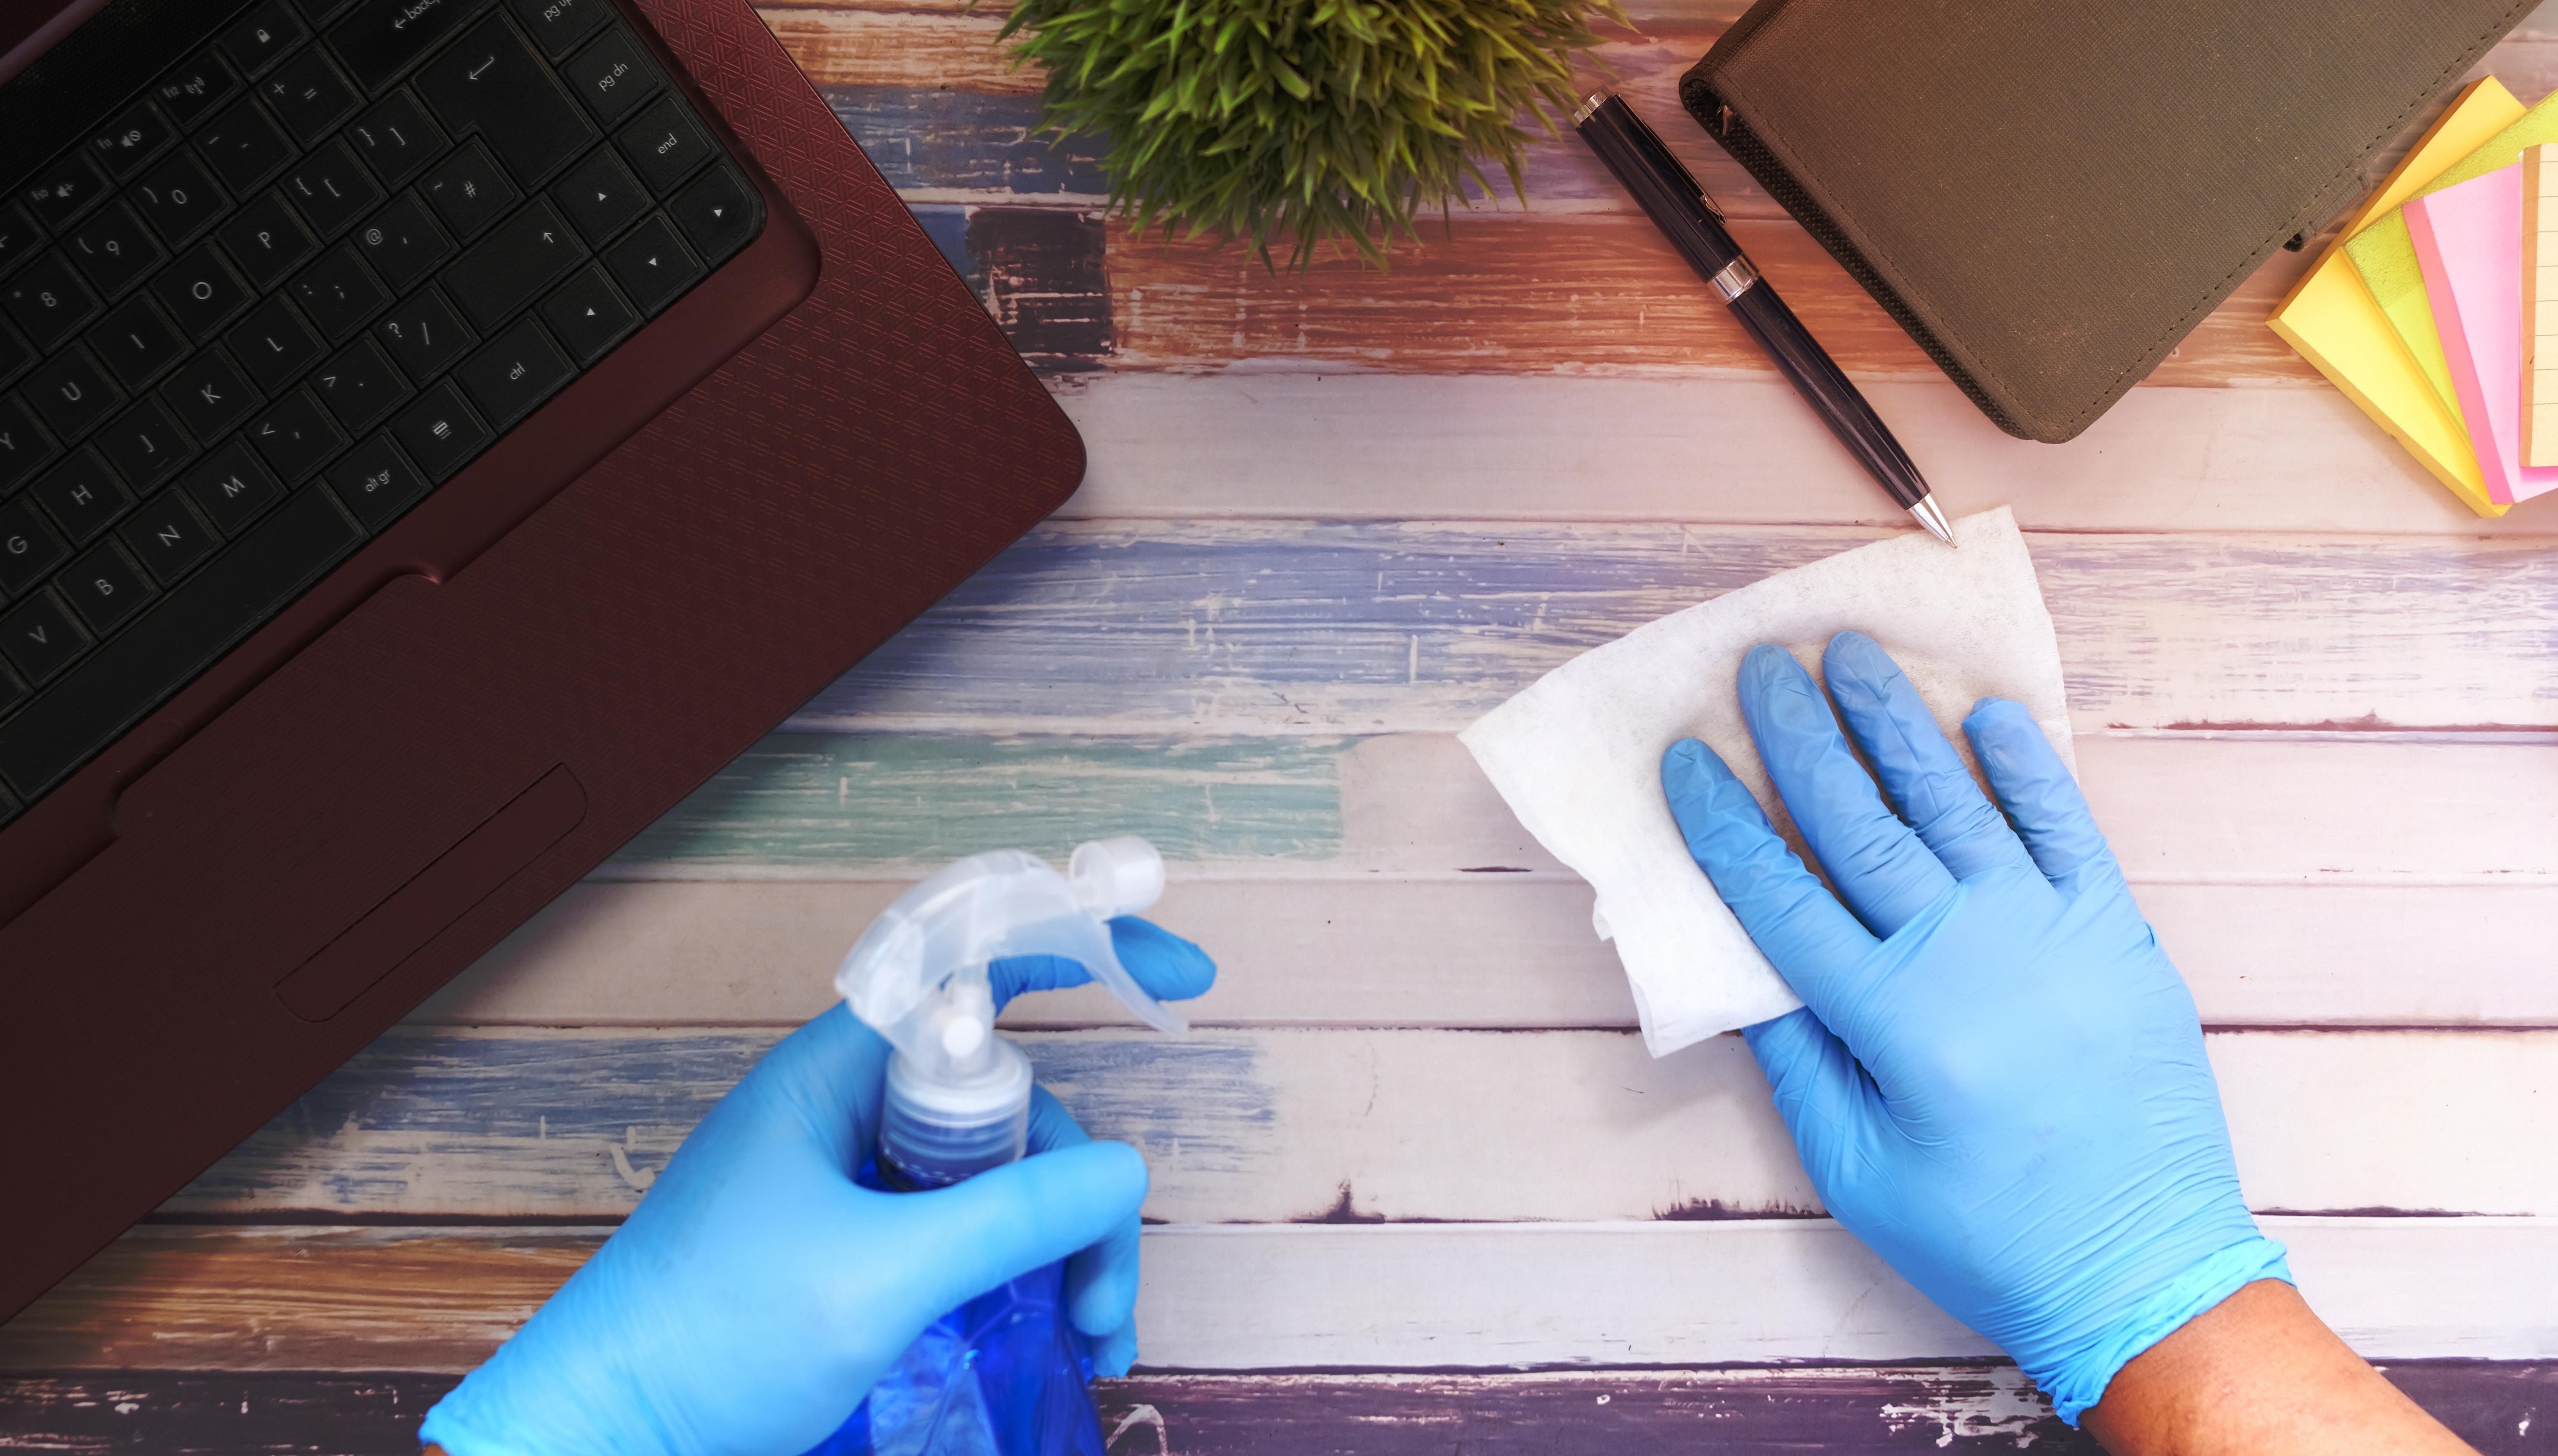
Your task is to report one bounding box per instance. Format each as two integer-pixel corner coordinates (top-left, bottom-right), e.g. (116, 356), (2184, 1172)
(1573, 91), (1954, 546)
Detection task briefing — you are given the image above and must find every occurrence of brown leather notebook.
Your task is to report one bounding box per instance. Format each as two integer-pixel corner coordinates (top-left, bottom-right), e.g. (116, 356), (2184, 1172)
(1680, 0), (2535, 442)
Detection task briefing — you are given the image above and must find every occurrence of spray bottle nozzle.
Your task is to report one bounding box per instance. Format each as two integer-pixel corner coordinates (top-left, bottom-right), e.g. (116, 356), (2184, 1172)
(835, 838), (1186, 1185)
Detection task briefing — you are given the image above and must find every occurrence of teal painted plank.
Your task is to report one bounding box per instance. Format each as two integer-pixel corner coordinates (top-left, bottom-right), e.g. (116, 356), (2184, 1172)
(611, 735), (1344, 869)
(788, 524), (2558, 733)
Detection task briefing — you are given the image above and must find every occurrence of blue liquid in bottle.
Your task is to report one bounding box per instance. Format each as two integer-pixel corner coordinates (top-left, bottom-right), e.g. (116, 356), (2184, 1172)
(800, 1160), (1106, 1456)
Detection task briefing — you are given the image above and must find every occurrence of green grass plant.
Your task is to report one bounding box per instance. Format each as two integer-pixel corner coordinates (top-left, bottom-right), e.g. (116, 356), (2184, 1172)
(992, 0), (1631, 268)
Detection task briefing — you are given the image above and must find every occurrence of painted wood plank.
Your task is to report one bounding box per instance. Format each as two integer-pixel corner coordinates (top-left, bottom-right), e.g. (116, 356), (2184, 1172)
(164, 1028), (2558, 1222)
(7, 1219), (2551, 1371)
(1049, 374), (2558, 536)
(424, 878), (2558, 1029)
(604, 733), (2557, 882)
(4, 1364), (2548, 1454)
(1105, 214), (2321, 386)
(773, 524), (2558, 733)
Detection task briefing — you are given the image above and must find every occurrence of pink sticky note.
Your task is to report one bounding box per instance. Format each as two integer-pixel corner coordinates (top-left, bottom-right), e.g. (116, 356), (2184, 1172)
(2406, 164), (2558, 505)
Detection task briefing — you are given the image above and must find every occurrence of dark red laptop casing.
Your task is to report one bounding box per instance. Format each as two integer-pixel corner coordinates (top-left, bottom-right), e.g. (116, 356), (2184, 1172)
(0, 0), (1085, 1320)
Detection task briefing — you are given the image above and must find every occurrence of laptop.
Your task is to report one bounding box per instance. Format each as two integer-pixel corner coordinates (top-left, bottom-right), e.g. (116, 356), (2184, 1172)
(0, 0), (1085, 1319)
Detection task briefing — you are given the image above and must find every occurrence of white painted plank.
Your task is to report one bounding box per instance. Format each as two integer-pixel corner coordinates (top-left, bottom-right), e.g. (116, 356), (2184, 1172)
(793, 523), (2558, 734)
(1051, 374), (2558, 535)
(1135, 1218), (2558, 1367)
(203, 1027), (2558, 1223)
(422, 877), (2558, 1028)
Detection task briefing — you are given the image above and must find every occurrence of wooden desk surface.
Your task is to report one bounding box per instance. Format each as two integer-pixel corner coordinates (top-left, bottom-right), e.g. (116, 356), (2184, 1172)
(7, 3), (2557, 1450)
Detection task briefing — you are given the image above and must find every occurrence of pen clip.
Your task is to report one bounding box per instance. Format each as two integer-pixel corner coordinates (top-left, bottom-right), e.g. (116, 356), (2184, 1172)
(1617, 100), (1723, 221)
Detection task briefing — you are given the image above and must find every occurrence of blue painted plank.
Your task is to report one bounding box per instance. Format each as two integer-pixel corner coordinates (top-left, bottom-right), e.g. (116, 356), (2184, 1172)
(166, 1029), (1275, 1215)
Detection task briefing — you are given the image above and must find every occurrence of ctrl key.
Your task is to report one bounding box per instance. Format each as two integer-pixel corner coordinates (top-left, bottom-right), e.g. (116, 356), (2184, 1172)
(328, 433), (431, 530)
(391, 380), (491, 483)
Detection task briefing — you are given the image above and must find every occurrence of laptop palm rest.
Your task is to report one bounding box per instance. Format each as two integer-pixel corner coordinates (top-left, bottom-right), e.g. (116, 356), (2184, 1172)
(275, 763), (586, 1022)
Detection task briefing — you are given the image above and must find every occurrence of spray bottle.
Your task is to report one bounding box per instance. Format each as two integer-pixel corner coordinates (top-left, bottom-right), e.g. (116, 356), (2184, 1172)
(806, 837), (1185, 1456)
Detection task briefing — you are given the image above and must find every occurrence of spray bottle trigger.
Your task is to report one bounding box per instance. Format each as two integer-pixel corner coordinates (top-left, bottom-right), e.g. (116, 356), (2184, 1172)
(1068, 837), (1188, 1036)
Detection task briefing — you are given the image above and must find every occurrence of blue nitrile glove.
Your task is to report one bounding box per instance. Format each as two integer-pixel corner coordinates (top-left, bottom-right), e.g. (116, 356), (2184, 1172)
(1659, 632), (2287, 1426)
(417, 917), (1216, 1456)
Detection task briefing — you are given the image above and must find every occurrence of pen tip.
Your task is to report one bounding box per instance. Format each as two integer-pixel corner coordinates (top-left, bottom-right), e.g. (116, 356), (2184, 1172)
(1908, 495), (1955, 547)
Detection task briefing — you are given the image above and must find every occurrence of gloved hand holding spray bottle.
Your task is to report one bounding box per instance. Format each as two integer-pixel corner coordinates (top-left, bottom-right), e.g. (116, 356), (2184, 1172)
(414, 835), (1211, 1456)
(808, 836), (1187, 1456)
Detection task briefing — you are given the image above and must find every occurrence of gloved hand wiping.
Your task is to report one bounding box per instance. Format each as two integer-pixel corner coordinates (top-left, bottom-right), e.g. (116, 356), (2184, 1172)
(1660, 630), (2287, 1425)
(417, 918), (1215, 1456)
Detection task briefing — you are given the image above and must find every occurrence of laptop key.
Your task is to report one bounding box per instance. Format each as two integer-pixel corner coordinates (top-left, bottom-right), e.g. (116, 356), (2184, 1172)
(23, 349), (123, 441)
(58, 541), (157, 633)
(508, 0), (610, 58)
(391, 378), (489, 480)
(3, 253), (101, 350)
(23, 152), (111, 232)
(219, 192), (318, 290)
(118, 492), (220, 585)
(130, 149), (231, 249)
(311, 335), (412, 432)
(0, 321), (29, 388)
(0, 202), (41, 276)
(152, 243), (254, 340)
(0, 498), (68, 597)
(562, 29), (660, 126)
(353, 192), (452, 290)
(227, 295), (325, 393)
(668, 164), (757, 266)
(30, 450), (132, 543)
(0, 591), (87, 687)
(289, 243), (391, 340)
(328, 0), (497, 93)
(194, 98), (298, 196)
(281, 141), (386, 239)
(455, 314), (571, 427)
(262, 48), (363, 145)
(419, 141), (519, 240)
(327, 430), (430, 529)
(441, 198), (584, 330)
(0, 485), (359, 799)
(160, 346), (262, 441)
(348, 91), (450, 190)
(551, 146), (647, 246)
(373, 286), (474, 382)
(601, 213), (699, 315)
(0, 396), (61, 492)
(87, 295), (189, 391)
(418, 16), (598, 184)
(182, 439), (286, 536)
(155, 50), (242, 127)
(114, 394), (206, 505)
(63, 202), (165, 298)
(88, 102), (175, 180)
(219, 2), (310, 80)
(247, 388), (349, 482)
(94, 399), (197, 490)
(538, 265), (634, 363)
(616, 96), (712, 196)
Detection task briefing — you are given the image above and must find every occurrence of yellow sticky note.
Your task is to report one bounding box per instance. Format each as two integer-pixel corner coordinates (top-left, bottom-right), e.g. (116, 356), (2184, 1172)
(2344, 84), (2558, 446)
(2276, 78), (2522, 518)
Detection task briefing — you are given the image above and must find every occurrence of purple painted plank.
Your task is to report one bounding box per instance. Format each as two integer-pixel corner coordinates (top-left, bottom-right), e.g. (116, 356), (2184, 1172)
(2, 1365), (2546, 1453)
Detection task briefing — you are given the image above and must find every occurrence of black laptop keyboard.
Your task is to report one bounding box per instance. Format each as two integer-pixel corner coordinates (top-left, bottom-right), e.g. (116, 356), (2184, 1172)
(0, 0), (764, 821)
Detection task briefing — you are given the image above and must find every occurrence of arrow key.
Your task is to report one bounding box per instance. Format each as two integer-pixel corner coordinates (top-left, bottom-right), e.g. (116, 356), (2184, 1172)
(537, 264), (636, 364)
(549, 146), (648, 248)
(667, 164), (759, 268)
(602, 212), (700, 316)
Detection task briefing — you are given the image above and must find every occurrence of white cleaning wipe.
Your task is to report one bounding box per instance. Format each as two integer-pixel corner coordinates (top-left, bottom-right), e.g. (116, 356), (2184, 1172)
(1459, 507), (2071, 1058)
